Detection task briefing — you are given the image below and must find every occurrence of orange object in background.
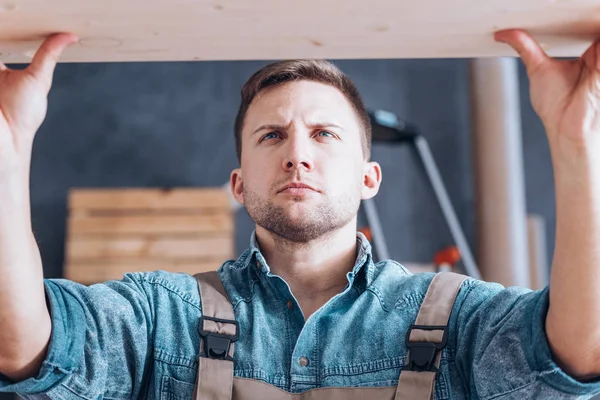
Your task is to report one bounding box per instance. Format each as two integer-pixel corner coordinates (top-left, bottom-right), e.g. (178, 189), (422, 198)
(434, 246), (461, 272)
(358, 226), (372, 241)
(358, 227), (462, 274)
(434, 246), (461, 265)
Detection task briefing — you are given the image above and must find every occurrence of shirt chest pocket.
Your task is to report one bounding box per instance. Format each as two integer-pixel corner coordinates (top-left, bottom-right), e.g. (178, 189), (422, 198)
(161, 376), (195, 400)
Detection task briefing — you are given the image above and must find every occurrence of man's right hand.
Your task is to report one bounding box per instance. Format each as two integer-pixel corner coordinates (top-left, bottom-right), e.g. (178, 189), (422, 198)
(0, 33), (78, 382)
(0, 33), (78, 183)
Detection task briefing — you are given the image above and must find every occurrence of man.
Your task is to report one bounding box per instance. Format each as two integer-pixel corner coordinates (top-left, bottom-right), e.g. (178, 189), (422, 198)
(0, 29), (600, 399)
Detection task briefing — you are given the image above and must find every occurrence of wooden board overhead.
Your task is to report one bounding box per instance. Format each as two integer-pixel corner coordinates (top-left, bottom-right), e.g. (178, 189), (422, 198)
(0, 0), (599, 63)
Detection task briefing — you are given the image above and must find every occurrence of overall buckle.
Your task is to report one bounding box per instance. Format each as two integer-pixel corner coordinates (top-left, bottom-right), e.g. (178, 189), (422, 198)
(403, 324), (448, 374)
(198, 316), (239, 362)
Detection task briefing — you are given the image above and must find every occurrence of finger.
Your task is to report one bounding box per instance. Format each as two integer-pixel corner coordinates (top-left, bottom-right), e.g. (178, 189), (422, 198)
(579, 38), (600, 72)
(27, 32), (78, 85)
(594, 40), (600, 71)
(495, 29), (551, 76)
(0, 62), (7, 72)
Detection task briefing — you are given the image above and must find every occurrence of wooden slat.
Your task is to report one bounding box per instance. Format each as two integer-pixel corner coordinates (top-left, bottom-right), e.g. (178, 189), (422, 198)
(0, 0), (596, 63)
(64, 187), (234, 284)
(66, 235), (233, 260)
(68, 188), (230, 212)
(65, 259), (222, 285)
(67, 213), (233, 235)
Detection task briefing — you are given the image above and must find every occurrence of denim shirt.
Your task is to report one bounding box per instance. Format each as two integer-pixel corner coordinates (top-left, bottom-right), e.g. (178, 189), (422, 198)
(2, 232), (600, 399)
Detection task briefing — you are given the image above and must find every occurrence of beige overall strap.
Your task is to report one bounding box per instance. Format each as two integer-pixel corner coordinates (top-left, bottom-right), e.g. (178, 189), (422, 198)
(193, 271), (238, 400)
(395, 272), (468, 400)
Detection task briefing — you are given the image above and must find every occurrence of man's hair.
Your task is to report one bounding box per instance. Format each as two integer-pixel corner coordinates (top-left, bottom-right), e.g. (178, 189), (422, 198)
(233, 60), (372, 162)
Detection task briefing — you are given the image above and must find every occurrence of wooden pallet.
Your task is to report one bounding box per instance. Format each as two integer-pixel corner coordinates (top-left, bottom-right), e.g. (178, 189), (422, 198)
(64, 188), (234, 285)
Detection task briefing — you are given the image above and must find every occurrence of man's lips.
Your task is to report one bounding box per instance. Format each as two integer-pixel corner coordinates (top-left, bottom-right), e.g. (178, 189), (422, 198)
(277, 182), (320, 194)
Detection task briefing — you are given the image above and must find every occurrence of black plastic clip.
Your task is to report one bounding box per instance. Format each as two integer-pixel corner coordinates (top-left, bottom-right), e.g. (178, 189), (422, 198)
(198, 316), (239, 362)
(403, 324), (448, 374)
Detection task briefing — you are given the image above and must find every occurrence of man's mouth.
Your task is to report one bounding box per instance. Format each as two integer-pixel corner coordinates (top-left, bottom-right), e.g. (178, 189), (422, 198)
(277, 182), (319, 195)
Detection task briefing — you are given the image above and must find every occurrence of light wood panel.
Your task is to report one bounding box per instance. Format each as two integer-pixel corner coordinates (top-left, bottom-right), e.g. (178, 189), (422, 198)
(68, 214), (233, 235)
(67, 260), (221, 286)
(0, 0), (598, 63)
(64, 187), (234, 284)
(66, 235), (233, 259)
(68, 188), (230, 212)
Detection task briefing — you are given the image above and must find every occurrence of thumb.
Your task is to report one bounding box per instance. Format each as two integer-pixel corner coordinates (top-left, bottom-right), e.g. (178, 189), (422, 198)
(27, 33), (78, 90)
(495, 29), (550, 76)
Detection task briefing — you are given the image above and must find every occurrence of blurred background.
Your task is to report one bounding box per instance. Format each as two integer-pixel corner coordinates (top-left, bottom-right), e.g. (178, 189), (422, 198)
(0, 57), (561, 399)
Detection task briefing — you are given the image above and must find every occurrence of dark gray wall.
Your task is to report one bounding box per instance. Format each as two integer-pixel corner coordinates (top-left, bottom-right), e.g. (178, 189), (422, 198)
(27, 58), (554, 277)
(1, 58), (563, 398)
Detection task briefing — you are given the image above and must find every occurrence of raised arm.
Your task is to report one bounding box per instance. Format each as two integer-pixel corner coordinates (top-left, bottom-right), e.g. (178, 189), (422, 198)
(496, 28), (600, 379)
(0, 32), (78, 380)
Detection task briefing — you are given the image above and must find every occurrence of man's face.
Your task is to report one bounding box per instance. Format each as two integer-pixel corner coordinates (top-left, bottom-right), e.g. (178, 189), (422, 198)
(231, 80), (381, 243)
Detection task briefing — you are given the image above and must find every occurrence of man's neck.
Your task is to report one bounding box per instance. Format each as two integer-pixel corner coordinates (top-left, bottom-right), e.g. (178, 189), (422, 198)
(255, 224), (359, 319)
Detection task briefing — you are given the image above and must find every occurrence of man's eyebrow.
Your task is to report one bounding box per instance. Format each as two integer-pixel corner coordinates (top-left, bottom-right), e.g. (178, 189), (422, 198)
(308, 122), (345, 131)
(252, 124), (287, 136)
(251, 122), (345, 136)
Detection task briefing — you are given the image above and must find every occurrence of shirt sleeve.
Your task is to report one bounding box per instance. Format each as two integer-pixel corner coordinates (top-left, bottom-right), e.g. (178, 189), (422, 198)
(0, 273), (154, 399)
(452, 279), (600, 399)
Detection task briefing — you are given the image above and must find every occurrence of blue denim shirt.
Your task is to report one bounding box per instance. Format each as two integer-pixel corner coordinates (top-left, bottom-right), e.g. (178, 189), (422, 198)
(2, 232), (600, 399)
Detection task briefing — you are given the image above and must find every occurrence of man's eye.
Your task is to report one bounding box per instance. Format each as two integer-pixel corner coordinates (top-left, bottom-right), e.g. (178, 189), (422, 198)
(317, 131), (334, 138)
(261, 132), (279, 141)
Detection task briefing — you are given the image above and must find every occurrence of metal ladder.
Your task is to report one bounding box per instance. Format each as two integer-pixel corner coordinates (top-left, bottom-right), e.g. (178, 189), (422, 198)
(363, 109), (481, 280)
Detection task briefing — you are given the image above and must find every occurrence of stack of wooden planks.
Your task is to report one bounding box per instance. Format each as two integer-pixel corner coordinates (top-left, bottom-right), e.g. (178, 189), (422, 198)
(64, 188), (234, 285)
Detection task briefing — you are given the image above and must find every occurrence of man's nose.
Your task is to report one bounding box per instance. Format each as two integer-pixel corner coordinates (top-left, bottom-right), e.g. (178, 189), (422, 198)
(282, 135), (313, 172)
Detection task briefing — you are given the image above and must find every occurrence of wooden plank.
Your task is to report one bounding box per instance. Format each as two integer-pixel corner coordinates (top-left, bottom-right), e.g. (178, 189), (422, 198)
(68, 188), (230, 212)
(66, 235), (233, 260)
(65, 259), (222, 285)
(67, 213), (233, 235)
(0, 1), (597, 63)
(402, 262), (437, 274)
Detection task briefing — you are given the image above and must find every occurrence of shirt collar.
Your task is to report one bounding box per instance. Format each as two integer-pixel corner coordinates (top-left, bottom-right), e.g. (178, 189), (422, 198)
(246, 230), (376, 288)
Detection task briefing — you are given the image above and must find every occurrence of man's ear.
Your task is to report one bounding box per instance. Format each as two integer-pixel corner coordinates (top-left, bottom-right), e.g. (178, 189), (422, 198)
(361, 161), (382, 200)
(230, 168), (245, 205)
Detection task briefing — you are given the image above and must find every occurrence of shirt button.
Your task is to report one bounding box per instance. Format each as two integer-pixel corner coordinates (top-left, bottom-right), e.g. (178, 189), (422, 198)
(286, 300), (294, 310)
(298, 356), (310, 367)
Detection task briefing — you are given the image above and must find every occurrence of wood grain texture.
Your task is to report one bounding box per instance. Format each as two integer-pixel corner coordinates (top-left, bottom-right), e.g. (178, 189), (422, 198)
(65, 260), (222, 285)
(1, 0), (599, 63)
(68, 188), (231, 211)
(68, 213), (234, 234)
(66, 235), (233, 260)
(64, 187), (234, 284)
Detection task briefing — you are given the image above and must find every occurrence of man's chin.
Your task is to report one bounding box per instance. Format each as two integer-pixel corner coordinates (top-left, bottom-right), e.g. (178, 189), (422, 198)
(276, 212), (309, 226)
(280, 203), (319, 219)
(266, 220), (326, 243)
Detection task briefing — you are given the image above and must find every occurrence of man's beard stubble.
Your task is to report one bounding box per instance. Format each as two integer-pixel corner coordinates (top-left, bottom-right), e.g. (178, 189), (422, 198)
(243, 186), (361, 244)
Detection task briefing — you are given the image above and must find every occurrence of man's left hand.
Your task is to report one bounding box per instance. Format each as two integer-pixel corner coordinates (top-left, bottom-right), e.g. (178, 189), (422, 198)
(496, 29), (600, 153)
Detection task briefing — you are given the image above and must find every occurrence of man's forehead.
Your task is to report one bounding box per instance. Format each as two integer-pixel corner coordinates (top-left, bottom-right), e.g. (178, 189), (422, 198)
(257, 79), (346, 99)
(244, 81), (357, 130)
